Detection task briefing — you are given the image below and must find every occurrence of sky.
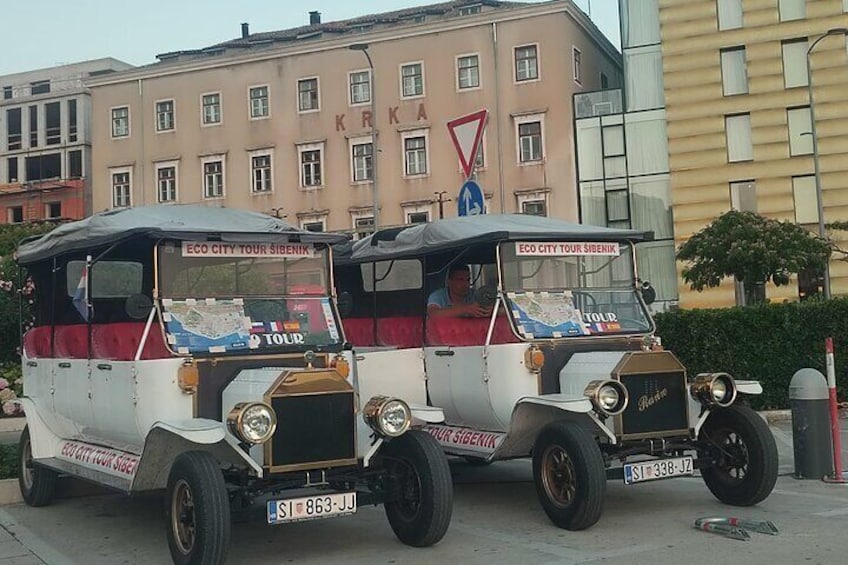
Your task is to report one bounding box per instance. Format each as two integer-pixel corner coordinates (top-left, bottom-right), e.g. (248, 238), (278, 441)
(0, 0), (619, 77)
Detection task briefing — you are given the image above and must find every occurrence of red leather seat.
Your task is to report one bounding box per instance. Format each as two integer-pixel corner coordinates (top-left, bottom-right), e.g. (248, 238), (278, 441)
(427, 316), (519, 346)
(91, 323), (172, 361)
(53, 325), (89, 359)
(22, 326), (52, 358)
(377, 317), (424, 348)
(342, 318), (376, 347)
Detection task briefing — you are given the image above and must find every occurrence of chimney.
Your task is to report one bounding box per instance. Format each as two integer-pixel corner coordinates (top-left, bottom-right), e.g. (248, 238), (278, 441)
(241, 22), (249, 38)
(309, 11), (321, 25)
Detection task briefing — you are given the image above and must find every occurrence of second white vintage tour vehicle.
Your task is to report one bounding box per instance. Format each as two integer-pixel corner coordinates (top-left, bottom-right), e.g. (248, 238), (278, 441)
(334, 214), (779, 531)
(16, 205), (452, 565)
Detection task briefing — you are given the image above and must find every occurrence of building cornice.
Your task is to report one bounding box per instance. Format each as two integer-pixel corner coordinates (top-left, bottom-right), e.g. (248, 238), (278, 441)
(84, 1), (619, 88)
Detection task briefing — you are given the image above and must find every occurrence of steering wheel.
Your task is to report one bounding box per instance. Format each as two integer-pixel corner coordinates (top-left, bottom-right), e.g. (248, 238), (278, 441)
(474, 285), (498, 308)
(571, 290), (597, 310)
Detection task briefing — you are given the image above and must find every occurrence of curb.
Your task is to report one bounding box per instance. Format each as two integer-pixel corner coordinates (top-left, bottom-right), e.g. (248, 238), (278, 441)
(0, 417), (25, 433)
(760, 409), (792, 424)
(0, 479), (21, 505)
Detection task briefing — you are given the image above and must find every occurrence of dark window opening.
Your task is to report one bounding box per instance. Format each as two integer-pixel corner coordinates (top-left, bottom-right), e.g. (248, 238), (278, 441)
(600, 72), (609, 89)
(2, 86), (11, 99)
(25, 153), (61, 181)
(6, 108), (21, 150)
(45, 202), (61, 219)
(45, 102), (61, 145)
(798, 268), (824, 301)
(68, 150), (82, 178)
(7, 158), (18, 183)
(8, 206), (24, 224)
(30, 80), (50, 95)
(68, 100), (78, 142)
(29, 106), (38, 147)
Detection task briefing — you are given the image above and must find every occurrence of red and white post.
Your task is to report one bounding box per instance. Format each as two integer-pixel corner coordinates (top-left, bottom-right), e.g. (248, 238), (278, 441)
(824, 338), (846, 483)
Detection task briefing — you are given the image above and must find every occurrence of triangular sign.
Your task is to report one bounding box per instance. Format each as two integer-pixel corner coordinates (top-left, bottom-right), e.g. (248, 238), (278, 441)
(447, 109), (488, 180)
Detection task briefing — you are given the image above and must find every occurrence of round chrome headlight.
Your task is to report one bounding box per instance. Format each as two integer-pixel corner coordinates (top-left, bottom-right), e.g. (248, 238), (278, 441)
(691, 373), (737, 407)
(363, 396), (411, 438)
(584, 379), (628, 416)
(227, 402), (277, 444)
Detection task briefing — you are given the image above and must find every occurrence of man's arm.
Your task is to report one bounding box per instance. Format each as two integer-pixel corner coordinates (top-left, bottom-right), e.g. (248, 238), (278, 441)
(428, 302), (491, 318)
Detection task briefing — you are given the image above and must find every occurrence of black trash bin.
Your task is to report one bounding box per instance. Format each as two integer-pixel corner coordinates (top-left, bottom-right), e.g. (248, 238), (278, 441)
(789, 368), (834, 480)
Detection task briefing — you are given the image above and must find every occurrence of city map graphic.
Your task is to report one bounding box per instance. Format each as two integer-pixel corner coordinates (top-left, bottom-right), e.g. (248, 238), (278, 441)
(508, 291), (589, 338)
(163, 300), (251, 352)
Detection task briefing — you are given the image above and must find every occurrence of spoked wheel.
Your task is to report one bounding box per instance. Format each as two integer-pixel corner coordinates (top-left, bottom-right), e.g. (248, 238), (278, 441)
(699, 405), (778, 506)
(165, 451), (231, 565)
(382, 430), (453, 547)
(532, 421), (605, 530)
(18, 426), (57, 507)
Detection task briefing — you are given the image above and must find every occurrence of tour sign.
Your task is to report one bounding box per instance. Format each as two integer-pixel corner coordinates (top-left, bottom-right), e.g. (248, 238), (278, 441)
(515, 241), (621, 257)
(181, 242), (315, 258)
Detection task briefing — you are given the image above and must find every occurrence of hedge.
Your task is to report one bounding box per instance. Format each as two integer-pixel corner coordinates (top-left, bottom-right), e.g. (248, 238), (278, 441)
(0, 443), (17, 480)
(654, 298), (848, 410)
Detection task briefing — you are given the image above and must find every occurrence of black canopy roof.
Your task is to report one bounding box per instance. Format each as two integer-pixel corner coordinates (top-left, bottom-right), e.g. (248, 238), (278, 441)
(17, 205), (348, 265)
(338, 214), (652, 263)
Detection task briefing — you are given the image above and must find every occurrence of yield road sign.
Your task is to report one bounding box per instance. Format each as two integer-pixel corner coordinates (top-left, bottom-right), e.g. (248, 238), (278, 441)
(458, 180), (485, 216)
(447, 109), (488, 179)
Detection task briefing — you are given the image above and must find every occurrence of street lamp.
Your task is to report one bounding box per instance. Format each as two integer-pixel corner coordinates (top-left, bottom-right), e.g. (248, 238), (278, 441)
(806, 27), (848, 300)
(349, 43), (380, 228)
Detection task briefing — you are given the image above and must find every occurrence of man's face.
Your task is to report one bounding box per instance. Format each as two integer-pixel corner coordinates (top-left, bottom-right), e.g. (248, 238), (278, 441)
(447, 268), (471, 297)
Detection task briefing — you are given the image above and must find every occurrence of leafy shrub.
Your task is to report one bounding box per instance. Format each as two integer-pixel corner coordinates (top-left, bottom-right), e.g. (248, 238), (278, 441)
(655, 298), (848, 409)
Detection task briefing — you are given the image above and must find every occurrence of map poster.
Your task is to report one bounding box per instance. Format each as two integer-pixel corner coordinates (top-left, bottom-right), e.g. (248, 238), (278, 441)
(507, 291), (589, 339)
(162, 299), (251, 354)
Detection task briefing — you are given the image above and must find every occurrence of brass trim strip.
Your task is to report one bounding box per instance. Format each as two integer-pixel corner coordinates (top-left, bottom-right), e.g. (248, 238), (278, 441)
(267, 457), (358, 474)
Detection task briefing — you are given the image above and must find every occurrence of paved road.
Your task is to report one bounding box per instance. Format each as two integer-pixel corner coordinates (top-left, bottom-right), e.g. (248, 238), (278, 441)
(0, 418), (846, 565)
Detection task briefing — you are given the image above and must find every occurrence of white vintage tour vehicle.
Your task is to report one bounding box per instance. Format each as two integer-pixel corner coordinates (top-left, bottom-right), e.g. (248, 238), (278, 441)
(17, 205), (452, 565)
(334, 214), (778, 531)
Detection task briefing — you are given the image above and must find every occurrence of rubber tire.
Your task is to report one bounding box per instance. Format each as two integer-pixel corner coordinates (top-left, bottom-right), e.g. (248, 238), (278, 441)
(18, 426), (57, 507)
(699, 405), (778, 506)
(165, 451), (231, 565)
(532, 421), (606, 530)
(382, 430), (453, 547)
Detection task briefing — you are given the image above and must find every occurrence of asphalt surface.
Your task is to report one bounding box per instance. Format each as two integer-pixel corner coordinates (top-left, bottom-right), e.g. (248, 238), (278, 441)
(0, 417), (846, 565)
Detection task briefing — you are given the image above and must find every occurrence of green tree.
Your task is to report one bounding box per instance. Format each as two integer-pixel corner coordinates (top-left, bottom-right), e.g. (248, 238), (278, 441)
(676, 211), (831, 305)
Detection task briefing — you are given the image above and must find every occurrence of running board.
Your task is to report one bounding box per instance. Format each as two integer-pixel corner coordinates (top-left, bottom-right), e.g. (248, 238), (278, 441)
(37, 458), (132, 494)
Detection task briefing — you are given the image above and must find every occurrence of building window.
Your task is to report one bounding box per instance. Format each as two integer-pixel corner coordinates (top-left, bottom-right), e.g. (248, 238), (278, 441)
(299, 145), (323, 187)
(782, 39), (809, 88)
(352, 213), (374, 240)
(156, 100), (175, 132)
(787, 106), (813, 156)
(2, 86), (11, 99)
(720, 46), (748, 96)
(7, 206), (24, 224)
(68, 150), (82, 178)
(7, 157), (18, 183)
(202, 158), (225, 198)
(407, 211), (430, 224)
(725, 113), (752, 162)
(156, 164), (178, 202)
(249, 85), (269, 118)
(792, 175), (818, 224)
(514, 45), (539, 82)
(404, 136), (428, 176)
(45, 202), (61, 219)
(606, 189), (631, 228)
(518, 121), (543, 163)
(730, 180), (757, 212)
(522, 200), (547, 216)
(111, 106), (129, 138)
(458, 4), (481, 15)
(298, 78), (320, 112)
(602, 125), (625, 157)
(457, 55), (480, 90)
(45, 101), (61, 145)
(111, 170), (131, 208)
(251, 152), (273, 193)
(401, 63), (424, 97)
(573, 47), (582, 84)
(68, 99), (78, 143)
(300, 217), (327, 232)
(201, 93), (221, 125)
(717, 0), (743, 30)
(6, 108), (21, 150)
(349, 70), (371, 105)
(352, 142), (373, 182)
(30, 80), (50, 95)
(29, 106), (38, 148)
(600, 72), (609, 89)
(778, 0), (805, 21)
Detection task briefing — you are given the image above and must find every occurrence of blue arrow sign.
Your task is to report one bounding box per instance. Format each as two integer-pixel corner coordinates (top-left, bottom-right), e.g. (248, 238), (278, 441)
(458, 180), (484, 217)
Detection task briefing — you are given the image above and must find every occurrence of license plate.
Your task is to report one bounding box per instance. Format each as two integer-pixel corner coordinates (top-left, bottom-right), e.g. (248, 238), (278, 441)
(267, 492), (356, 524)
(623, 456), (693, 485)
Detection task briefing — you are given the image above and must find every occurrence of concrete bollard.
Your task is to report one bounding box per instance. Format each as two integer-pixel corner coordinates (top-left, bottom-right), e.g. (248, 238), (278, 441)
(789, 368), (834, 479)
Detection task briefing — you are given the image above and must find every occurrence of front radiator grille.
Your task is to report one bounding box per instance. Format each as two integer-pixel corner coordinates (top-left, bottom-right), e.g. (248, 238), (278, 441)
(270, 392), (356, 468)
(618, 371), (688, 438)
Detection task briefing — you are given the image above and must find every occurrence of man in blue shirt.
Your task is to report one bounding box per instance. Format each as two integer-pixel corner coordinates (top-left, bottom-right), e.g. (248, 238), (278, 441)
(427, 264), (491, 318)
